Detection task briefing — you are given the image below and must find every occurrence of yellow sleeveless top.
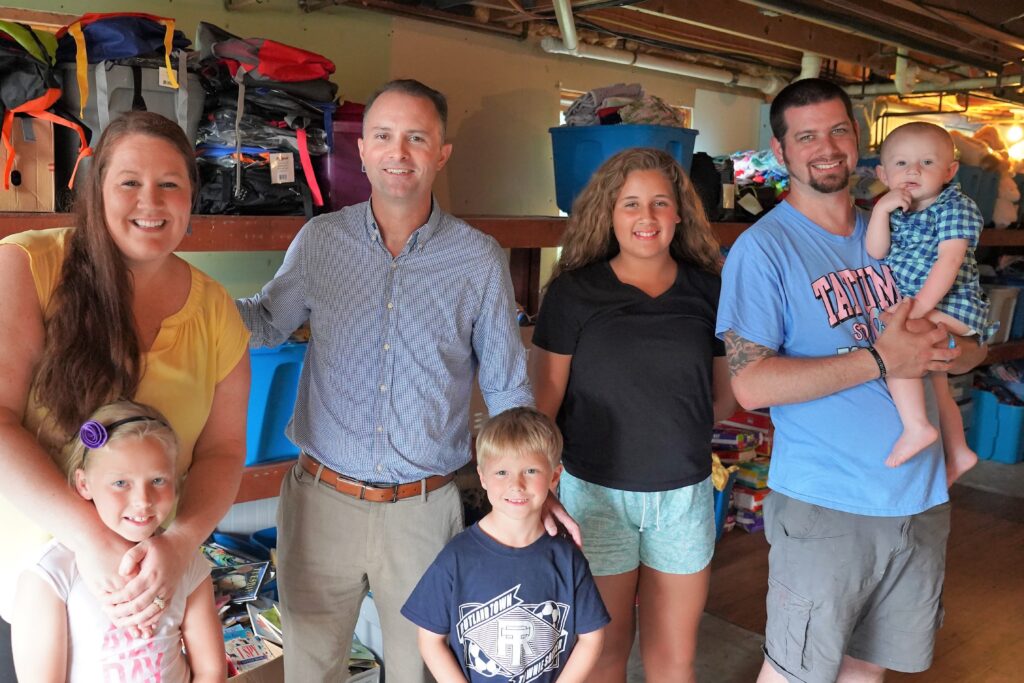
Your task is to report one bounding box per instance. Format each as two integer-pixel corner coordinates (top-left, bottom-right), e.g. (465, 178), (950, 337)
(0, 227), (250, 569)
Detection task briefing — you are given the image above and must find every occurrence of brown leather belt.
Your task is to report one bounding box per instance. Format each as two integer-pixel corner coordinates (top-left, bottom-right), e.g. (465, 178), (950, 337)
(299, 453), (454, 503)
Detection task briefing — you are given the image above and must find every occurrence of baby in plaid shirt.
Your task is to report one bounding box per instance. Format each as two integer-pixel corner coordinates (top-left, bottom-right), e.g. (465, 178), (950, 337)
(867, 122), (990, 484)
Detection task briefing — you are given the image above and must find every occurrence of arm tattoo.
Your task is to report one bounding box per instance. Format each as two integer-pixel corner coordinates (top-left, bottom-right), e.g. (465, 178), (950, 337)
(724, 330), (776, 378)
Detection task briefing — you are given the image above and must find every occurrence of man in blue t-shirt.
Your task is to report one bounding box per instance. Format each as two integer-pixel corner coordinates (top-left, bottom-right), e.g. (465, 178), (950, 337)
(403, 408), (608, 682)
(716, 79), (987, 683)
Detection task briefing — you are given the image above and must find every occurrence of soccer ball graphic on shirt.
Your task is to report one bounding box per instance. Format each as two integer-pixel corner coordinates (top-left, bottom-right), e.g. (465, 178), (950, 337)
(457, 585), (569, 682)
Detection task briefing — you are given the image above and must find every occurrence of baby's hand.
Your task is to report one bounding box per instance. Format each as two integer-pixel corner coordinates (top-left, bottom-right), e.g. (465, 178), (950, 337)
(875, 188), (913, 215)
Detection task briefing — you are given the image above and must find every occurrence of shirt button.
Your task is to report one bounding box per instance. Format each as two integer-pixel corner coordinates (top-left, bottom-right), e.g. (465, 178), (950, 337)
(376, 425), (383, 433)
(387, 302), (394, 310)
(383, 343), (390, 351)
(391, 263), (397, 270)
(377, 464), (383, 473)
(379, 384), (387, 392)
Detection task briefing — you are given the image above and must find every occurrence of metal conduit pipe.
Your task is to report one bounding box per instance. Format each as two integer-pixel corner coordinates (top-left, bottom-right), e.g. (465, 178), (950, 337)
(845, 74), (1024, 97)
(540, 37), (788, 95)
(551, 0), (578, 52)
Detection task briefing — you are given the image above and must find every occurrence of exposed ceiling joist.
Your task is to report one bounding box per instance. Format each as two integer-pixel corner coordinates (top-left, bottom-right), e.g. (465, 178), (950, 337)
(740, 0), (1005, 72)
(626, 0), (882, 67)
(819, 0), (1009, 64)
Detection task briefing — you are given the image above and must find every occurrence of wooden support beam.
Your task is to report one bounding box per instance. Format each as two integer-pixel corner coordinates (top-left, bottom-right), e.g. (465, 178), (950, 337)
(622, 0), (885, 66)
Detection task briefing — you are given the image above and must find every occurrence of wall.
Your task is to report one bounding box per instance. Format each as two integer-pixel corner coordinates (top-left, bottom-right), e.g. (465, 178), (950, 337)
(13, 0), (764, 292)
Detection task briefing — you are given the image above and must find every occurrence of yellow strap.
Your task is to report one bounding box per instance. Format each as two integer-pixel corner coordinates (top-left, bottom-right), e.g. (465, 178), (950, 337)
(158, 18), (179, 90)
(68, 22), (88, 116)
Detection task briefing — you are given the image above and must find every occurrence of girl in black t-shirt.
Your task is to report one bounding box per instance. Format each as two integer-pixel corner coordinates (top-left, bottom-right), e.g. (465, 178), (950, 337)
(531, 147), (736, 682)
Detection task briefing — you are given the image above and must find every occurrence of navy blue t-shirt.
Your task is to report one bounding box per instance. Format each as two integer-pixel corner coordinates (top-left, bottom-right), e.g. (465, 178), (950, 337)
(401, 523), (609, 682)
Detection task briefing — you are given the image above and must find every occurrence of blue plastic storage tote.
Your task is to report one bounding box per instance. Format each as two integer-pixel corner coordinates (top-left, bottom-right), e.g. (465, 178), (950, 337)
(247, 342), (306, 466)
(549, 124), (699, 213)
(967, 388), (1024, 464)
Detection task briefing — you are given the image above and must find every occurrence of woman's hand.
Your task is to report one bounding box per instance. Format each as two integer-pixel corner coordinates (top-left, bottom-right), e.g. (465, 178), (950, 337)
(70, 529), (134, 601)
(101, 529), (193, 630)
(541, 490), (582, 548)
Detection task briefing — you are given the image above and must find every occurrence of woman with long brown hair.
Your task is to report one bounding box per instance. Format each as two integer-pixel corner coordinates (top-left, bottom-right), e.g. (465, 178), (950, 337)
(0, 111), (250, 671)
(531, 147), (735, 682)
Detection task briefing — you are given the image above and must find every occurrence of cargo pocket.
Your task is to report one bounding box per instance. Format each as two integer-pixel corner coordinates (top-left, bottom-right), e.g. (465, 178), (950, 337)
(765, 578), (813, 674)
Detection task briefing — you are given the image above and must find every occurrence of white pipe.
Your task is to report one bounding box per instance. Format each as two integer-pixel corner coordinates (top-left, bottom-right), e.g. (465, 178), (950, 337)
(541, 37), (787, 95)
(845, 74), (1023, 97)
(552, 0), (578, 52)
(796, 53), (822, 81)
(893, 50), (920, 95)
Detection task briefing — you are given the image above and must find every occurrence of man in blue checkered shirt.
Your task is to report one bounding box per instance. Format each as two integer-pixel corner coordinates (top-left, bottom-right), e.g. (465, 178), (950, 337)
(237, 79), (577, 683)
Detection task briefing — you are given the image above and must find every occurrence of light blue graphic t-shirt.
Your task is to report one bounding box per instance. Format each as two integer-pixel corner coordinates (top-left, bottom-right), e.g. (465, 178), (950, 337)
(716, 201), (948, 516)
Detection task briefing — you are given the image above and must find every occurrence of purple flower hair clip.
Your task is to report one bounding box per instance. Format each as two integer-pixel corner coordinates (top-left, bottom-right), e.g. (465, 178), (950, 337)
(79, 420), (109, 450)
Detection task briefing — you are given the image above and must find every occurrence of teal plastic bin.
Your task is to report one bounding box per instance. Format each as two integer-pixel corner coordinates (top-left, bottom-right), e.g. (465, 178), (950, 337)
(247, 343), (306, 466)
(713, 471), (738, 541)
(550, 124), (699, 213)
(967, 388), (1024, 464)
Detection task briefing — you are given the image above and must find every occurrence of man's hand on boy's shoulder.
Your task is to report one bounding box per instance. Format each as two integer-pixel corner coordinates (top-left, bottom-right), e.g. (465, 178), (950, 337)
(542, 492), (582, 549)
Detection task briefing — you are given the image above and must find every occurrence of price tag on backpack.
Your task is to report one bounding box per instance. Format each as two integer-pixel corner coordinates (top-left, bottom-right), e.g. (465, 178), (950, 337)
(269, 153), (295, 184)
(158, 67), (175, 89)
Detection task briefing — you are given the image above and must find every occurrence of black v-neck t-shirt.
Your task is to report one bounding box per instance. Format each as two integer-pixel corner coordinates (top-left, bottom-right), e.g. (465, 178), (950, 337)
(533, 260), (724, 491)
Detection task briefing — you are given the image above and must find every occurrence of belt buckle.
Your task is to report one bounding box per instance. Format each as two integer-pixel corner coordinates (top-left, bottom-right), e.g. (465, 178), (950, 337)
(361, 481), (401, 503)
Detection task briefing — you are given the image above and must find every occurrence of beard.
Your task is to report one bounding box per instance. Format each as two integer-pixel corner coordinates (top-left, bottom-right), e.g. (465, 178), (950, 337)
(782, 148), (851, 194)
(808, 167), (851, 194)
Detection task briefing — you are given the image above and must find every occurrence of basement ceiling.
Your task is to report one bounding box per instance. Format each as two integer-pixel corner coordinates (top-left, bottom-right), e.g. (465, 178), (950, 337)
(300, 0), (1024, 122)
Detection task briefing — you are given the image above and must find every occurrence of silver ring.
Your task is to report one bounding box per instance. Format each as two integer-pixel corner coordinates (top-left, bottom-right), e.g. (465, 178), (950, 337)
(153, 595), (167, 611)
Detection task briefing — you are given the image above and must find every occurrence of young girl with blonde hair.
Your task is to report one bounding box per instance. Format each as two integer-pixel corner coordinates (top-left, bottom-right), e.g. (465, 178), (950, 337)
(12, 400), (224, 683)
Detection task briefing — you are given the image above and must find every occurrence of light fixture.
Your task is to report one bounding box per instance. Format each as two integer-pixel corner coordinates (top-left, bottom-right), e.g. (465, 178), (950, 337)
(1008, 124), (1024, 143)
(1009, 140), (1024, 160)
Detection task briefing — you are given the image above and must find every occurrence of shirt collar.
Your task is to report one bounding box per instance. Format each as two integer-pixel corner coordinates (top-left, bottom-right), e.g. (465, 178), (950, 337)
(362, 198), (441, 253)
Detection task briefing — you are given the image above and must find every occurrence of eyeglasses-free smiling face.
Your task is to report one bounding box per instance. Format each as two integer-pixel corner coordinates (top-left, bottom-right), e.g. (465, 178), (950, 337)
(478, 450), (561, 524)
(101, 133), (193, 271)
(771, 97), (859, 197)
(611, 169), (681, 265)
(358, 91), (453, 209)
(74, 436), (177, 543)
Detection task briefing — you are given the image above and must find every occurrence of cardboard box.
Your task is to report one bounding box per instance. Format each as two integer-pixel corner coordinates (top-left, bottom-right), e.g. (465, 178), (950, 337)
(0, 117), (55, 211)
(232, 642), (283, 683)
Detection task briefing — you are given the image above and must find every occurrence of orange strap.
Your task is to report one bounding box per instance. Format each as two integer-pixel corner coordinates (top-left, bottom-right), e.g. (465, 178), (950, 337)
(157, 18), (179, 90)
(1, 111), (15, 190)
(68, 22), (89, 116)
(2, 97), (93, 190)
(31, 110), (93, 188)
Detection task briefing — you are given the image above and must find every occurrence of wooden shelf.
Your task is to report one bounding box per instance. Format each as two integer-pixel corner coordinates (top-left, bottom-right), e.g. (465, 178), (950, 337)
(983, 339), (1024, 365)
(235, 459), (296, 504)
(0, 212), (760, 249)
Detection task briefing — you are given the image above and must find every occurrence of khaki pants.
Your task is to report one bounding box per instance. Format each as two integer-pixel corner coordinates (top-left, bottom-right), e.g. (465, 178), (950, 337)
(277, 462), (464, 682)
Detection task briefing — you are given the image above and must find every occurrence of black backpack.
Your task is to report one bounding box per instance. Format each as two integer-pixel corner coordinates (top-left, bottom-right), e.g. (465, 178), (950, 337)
(688, 151), (723, 222)
(0, 21), (91, 190)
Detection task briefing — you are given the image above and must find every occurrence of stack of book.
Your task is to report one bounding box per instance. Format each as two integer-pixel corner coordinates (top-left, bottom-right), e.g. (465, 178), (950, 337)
(733, 458), (771, 533)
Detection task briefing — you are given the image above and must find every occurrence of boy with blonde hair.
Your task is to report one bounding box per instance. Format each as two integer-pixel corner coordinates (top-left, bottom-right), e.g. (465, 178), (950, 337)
(867, 121), (989, 483)
(402, 407), (608, 682)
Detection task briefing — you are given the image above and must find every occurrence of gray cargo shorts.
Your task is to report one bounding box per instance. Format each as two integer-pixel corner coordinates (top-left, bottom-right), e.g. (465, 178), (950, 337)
(761, 492), (951, 683)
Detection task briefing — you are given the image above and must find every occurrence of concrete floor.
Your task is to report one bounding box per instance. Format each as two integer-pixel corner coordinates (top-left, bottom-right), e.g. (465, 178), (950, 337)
(626, 612), (764, 682)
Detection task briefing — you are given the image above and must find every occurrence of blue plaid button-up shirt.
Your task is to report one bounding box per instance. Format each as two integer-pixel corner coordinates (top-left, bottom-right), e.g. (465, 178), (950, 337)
(237, 201), (532, 482)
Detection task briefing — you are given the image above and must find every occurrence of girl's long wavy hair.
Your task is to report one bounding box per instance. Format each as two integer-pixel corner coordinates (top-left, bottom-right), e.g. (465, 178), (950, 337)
(33, 112), (199, 439)
(548, 147), (721, 284)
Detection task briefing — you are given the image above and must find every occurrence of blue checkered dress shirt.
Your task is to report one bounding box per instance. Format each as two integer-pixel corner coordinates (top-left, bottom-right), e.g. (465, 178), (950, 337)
(237, 201), (532, 483)
(886, 183), (991, 341)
